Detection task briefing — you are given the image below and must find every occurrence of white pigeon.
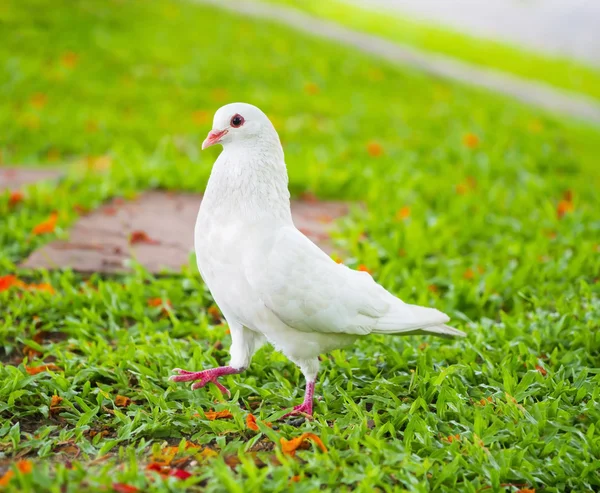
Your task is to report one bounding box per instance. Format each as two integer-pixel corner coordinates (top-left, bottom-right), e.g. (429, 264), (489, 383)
(170, 102), (466, 417)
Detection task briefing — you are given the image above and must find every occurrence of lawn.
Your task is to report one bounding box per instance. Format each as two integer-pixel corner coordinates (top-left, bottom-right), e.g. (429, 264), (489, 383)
(261, 0), (600, 101)
(1, 0), (600, 492)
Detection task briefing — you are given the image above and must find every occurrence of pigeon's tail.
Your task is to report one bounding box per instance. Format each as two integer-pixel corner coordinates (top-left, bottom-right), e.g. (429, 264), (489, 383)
(415, 324), (466, 339)
(372, 302), (466, 338)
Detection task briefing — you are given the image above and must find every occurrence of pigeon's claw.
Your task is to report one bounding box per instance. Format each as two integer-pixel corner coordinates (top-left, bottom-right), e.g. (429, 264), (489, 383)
(283, 401), (313, 419)
(169, 366), (242, 397)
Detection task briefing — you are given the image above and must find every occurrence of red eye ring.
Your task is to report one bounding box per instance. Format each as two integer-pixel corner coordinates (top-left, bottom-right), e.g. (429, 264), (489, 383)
(230, 114), (244, 128)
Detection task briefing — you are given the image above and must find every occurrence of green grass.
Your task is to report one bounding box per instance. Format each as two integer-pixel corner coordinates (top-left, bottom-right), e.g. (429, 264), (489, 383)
(1, 0), (600, 492)
(261, 0), (600, 101)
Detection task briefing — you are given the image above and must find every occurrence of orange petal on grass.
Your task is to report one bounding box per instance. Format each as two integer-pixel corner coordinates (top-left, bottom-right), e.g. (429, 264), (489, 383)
(0, 470), (13, 487)
(17, 460), (33, 474)
(169, 469), (192, 480)
(556, 199), (574, 219)
(112, 483), (139, 493)
(203, 410), (233, 421)
(0, 275), (25, 292)
(304, 82), (320, 95)
(146, 462), (170, 476)
(207, 305), (222, 322)
(357, 264), (371, 274)
(366, 141), (383, 157)
(462, 132), (479, 149)
(147, 298), (172, 312)
(26, 363), (61, 375)
(246, 413), (273, 431)
(115, 395), (131, 407)
(86, 155), (113, 171)
(27, 283), (55, 294)
(535, 365), (547, 376)
(396, 206), (410, 220)
(30, 93), (48, 108)
(129, 230), (160, 245)
(0, 460), (33, 487)
(280, 433), (327, 457)
(8, 191), (24, 207)
(61, 51), (79, 68)
(50, 395), (63, 412)
(290, 475), (301, 483)
(32, 212), (58, 235)
(443, 434), (461, 443)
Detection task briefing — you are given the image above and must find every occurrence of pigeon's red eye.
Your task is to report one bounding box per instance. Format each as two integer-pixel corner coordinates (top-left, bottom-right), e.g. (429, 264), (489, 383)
(230, 114), (244, 128)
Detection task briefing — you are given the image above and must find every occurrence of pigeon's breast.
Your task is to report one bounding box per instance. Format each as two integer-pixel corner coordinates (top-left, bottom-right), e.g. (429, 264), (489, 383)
(194, 212), (264, 327)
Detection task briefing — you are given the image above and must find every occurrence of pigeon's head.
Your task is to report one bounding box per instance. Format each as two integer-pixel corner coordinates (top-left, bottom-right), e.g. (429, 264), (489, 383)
(202, 102), (275, 150)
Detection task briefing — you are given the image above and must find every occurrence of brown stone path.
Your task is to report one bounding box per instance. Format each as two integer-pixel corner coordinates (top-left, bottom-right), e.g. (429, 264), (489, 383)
(21, 191), (350, 274)
(0, 167), (63, 191)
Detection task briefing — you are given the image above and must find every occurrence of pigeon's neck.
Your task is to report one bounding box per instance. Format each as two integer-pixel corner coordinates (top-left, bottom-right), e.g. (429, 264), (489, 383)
(203, 139), (292, 224)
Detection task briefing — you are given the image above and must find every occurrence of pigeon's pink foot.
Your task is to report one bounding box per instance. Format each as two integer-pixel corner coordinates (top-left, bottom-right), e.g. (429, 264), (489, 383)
(169, 366), (243, 396)
(283, 381), (315, 418)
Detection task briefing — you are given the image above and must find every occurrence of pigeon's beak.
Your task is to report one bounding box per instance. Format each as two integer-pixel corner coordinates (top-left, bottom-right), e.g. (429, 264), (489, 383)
(202, 129), (228, 150)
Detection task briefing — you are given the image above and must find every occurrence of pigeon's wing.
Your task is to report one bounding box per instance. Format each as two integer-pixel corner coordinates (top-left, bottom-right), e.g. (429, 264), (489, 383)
(244, 227), (448, 335)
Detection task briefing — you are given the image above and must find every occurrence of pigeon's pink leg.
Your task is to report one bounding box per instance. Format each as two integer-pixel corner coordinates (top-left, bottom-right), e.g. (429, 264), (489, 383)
(169, 366), (244, 396)
(283, 380), (315, 418)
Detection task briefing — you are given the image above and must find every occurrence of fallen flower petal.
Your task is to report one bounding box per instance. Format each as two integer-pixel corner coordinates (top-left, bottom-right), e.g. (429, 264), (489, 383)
(0, 460), (33, 487)
(535, 365), (547, 376)
(8, 191), (24, 207)
(203, 410), (233, 420)
(0, 470), (13, 487)
(557, 199), (574, 218)
(17, 460), (33, 474)
(129, 230), (160, 245)
(199, 448), (218, 459)
(26, 364), (61, 375)
(357, 264), (371, 274)
(462, 132), (479, 149)
(27, 282), (55, 294)
(207, 305), (222, 322)
(396, 206), (411, 220)
(169, 469), (192, 480)
(112, 483), (139, 493)
(246, 413), (273, 431)
(147, 298), (172, 315)
(50, 395), (63, 412)
(280, 433), (327, 457)
(304, 82), (319, 95)
(115, 395), (131, 407)
(32, 212), (58, 235)
(146, 462), (169, 476)
(366, 141), (383, 157)
(443, 434), (461, 443)
(0, 275), (25, 292)
(61, 51), (79, 68)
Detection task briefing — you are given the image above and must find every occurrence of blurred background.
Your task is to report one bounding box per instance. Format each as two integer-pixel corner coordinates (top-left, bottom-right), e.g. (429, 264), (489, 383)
(351, 0), (600, 65)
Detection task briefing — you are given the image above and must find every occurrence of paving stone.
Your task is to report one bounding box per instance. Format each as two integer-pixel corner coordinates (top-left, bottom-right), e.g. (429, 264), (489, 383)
(0, 166), (64, 191)
(20, 191), (351, 274)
